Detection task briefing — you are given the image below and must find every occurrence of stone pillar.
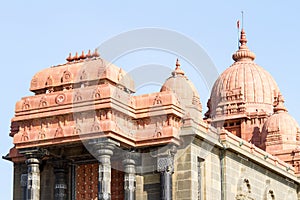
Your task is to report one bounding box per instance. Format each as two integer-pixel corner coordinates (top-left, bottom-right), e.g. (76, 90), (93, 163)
(19, 148), (45, 200)
(53, 161), (68, 200)
(122, 152), (138, 200)
(90, 138), (120, 200)
(157, 146), (177, 200)
(160, 169), (172, 200)
(26, 157), (41, 200)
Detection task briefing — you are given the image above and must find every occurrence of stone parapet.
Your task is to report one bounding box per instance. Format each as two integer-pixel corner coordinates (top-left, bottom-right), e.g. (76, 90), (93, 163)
(219, 128), (297, 180)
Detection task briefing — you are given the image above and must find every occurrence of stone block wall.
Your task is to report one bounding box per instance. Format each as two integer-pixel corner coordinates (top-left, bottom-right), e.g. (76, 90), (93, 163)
(143, 173), (161, 199)
(173, 140), (222, 200)
(174, 146), (192, 200)
(224, 151), (298, 200)
(136, 175), (147, 199)
(173, 137), (299, 200)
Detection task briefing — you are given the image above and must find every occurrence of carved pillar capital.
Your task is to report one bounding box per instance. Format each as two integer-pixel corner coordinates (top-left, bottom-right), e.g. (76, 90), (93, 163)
(52, 159), (68, 170)
(122, 151), (139, 168)
(90, 138), (119, 160)
(157, 156), (174, 173)
(156, 145), (177, 173)
(19, 147), (47, 160)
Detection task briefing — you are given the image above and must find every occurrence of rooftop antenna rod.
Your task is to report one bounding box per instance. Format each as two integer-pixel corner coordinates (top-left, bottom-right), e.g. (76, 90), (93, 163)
(241, 11), (244, 29)
(237, 11), (244, 49)
(237, 19), (240, 49)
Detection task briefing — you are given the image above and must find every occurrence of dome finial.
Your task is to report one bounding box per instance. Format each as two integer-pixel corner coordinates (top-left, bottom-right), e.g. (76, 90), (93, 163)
(172, 58), (185, 76)
(79, 50), (86, 60)
(73, 52), (79, 61)
(274, 93), (288, 113)
(232, 29), (256, 62)
(239, 29), (248, 47)
(86, 49), (92, 58)
(66, 53), (73, 62)
(93, 48), (100, 57)
(176, 58), (180, 68)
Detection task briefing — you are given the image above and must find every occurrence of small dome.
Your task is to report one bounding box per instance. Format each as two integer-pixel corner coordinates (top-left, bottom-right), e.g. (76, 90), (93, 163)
(161, 59), (202, 117)
(30, 50), (135, 94)
(262, 94), (300, 152)
(207, 29), (280, 118)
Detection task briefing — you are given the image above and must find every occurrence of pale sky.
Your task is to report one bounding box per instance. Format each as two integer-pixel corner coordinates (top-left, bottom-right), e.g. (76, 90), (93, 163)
(1, 1), (300, 198)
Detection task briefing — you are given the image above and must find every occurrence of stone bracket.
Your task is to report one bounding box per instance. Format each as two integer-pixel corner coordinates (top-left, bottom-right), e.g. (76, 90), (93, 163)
(19, 147), (48, 159)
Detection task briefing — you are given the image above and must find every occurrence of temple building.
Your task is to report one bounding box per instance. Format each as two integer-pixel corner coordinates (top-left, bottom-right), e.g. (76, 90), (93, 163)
(4, 29), (300, 200)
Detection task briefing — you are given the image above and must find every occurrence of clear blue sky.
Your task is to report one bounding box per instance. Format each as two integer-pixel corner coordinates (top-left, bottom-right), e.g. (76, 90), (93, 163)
(1, 1), (300, 198)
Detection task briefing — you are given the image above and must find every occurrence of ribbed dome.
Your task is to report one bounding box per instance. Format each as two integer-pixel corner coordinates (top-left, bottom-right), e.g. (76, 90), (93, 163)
(208, 29), (280, 118)
(262, 94), (300, 151)
(161, 59), (202, 117)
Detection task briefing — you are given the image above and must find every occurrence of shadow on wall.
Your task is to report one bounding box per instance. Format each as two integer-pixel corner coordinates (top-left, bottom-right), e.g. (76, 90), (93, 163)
(250, 126), (265, 150)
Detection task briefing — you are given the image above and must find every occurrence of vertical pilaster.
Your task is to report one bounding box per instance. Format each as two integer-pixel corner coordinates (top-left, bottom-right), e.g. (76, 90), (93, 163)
(122, 152), (137, 200)
(90, 138), (119, 200)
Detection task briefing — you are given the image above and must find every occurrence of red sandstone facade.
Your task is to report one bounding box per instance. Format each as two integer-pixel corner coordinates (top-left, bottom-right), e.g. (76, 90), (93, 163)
(4, 29), (300, 200)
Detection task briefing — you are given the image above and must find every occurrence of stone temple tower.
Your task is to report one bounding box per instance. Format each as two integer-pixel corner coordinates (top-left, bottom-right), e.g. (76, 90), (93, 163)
(4, 29), (300, 200)
(206, 29), (280, 149)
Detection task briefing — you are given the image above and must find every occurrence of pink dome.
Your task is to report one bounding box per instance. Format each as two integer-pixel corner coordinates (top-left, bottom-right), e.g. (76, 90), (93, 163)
(207, 29), (280, 119)
(262, 94), (300, 152)
(161, 59), (202, 118)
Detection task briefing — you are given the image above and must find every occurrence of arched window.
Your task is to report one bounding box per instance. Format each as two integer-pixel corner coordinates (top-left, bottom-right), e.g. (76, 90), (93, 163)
(264, 189), (275, 200)
(235, 178), (254, 200)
